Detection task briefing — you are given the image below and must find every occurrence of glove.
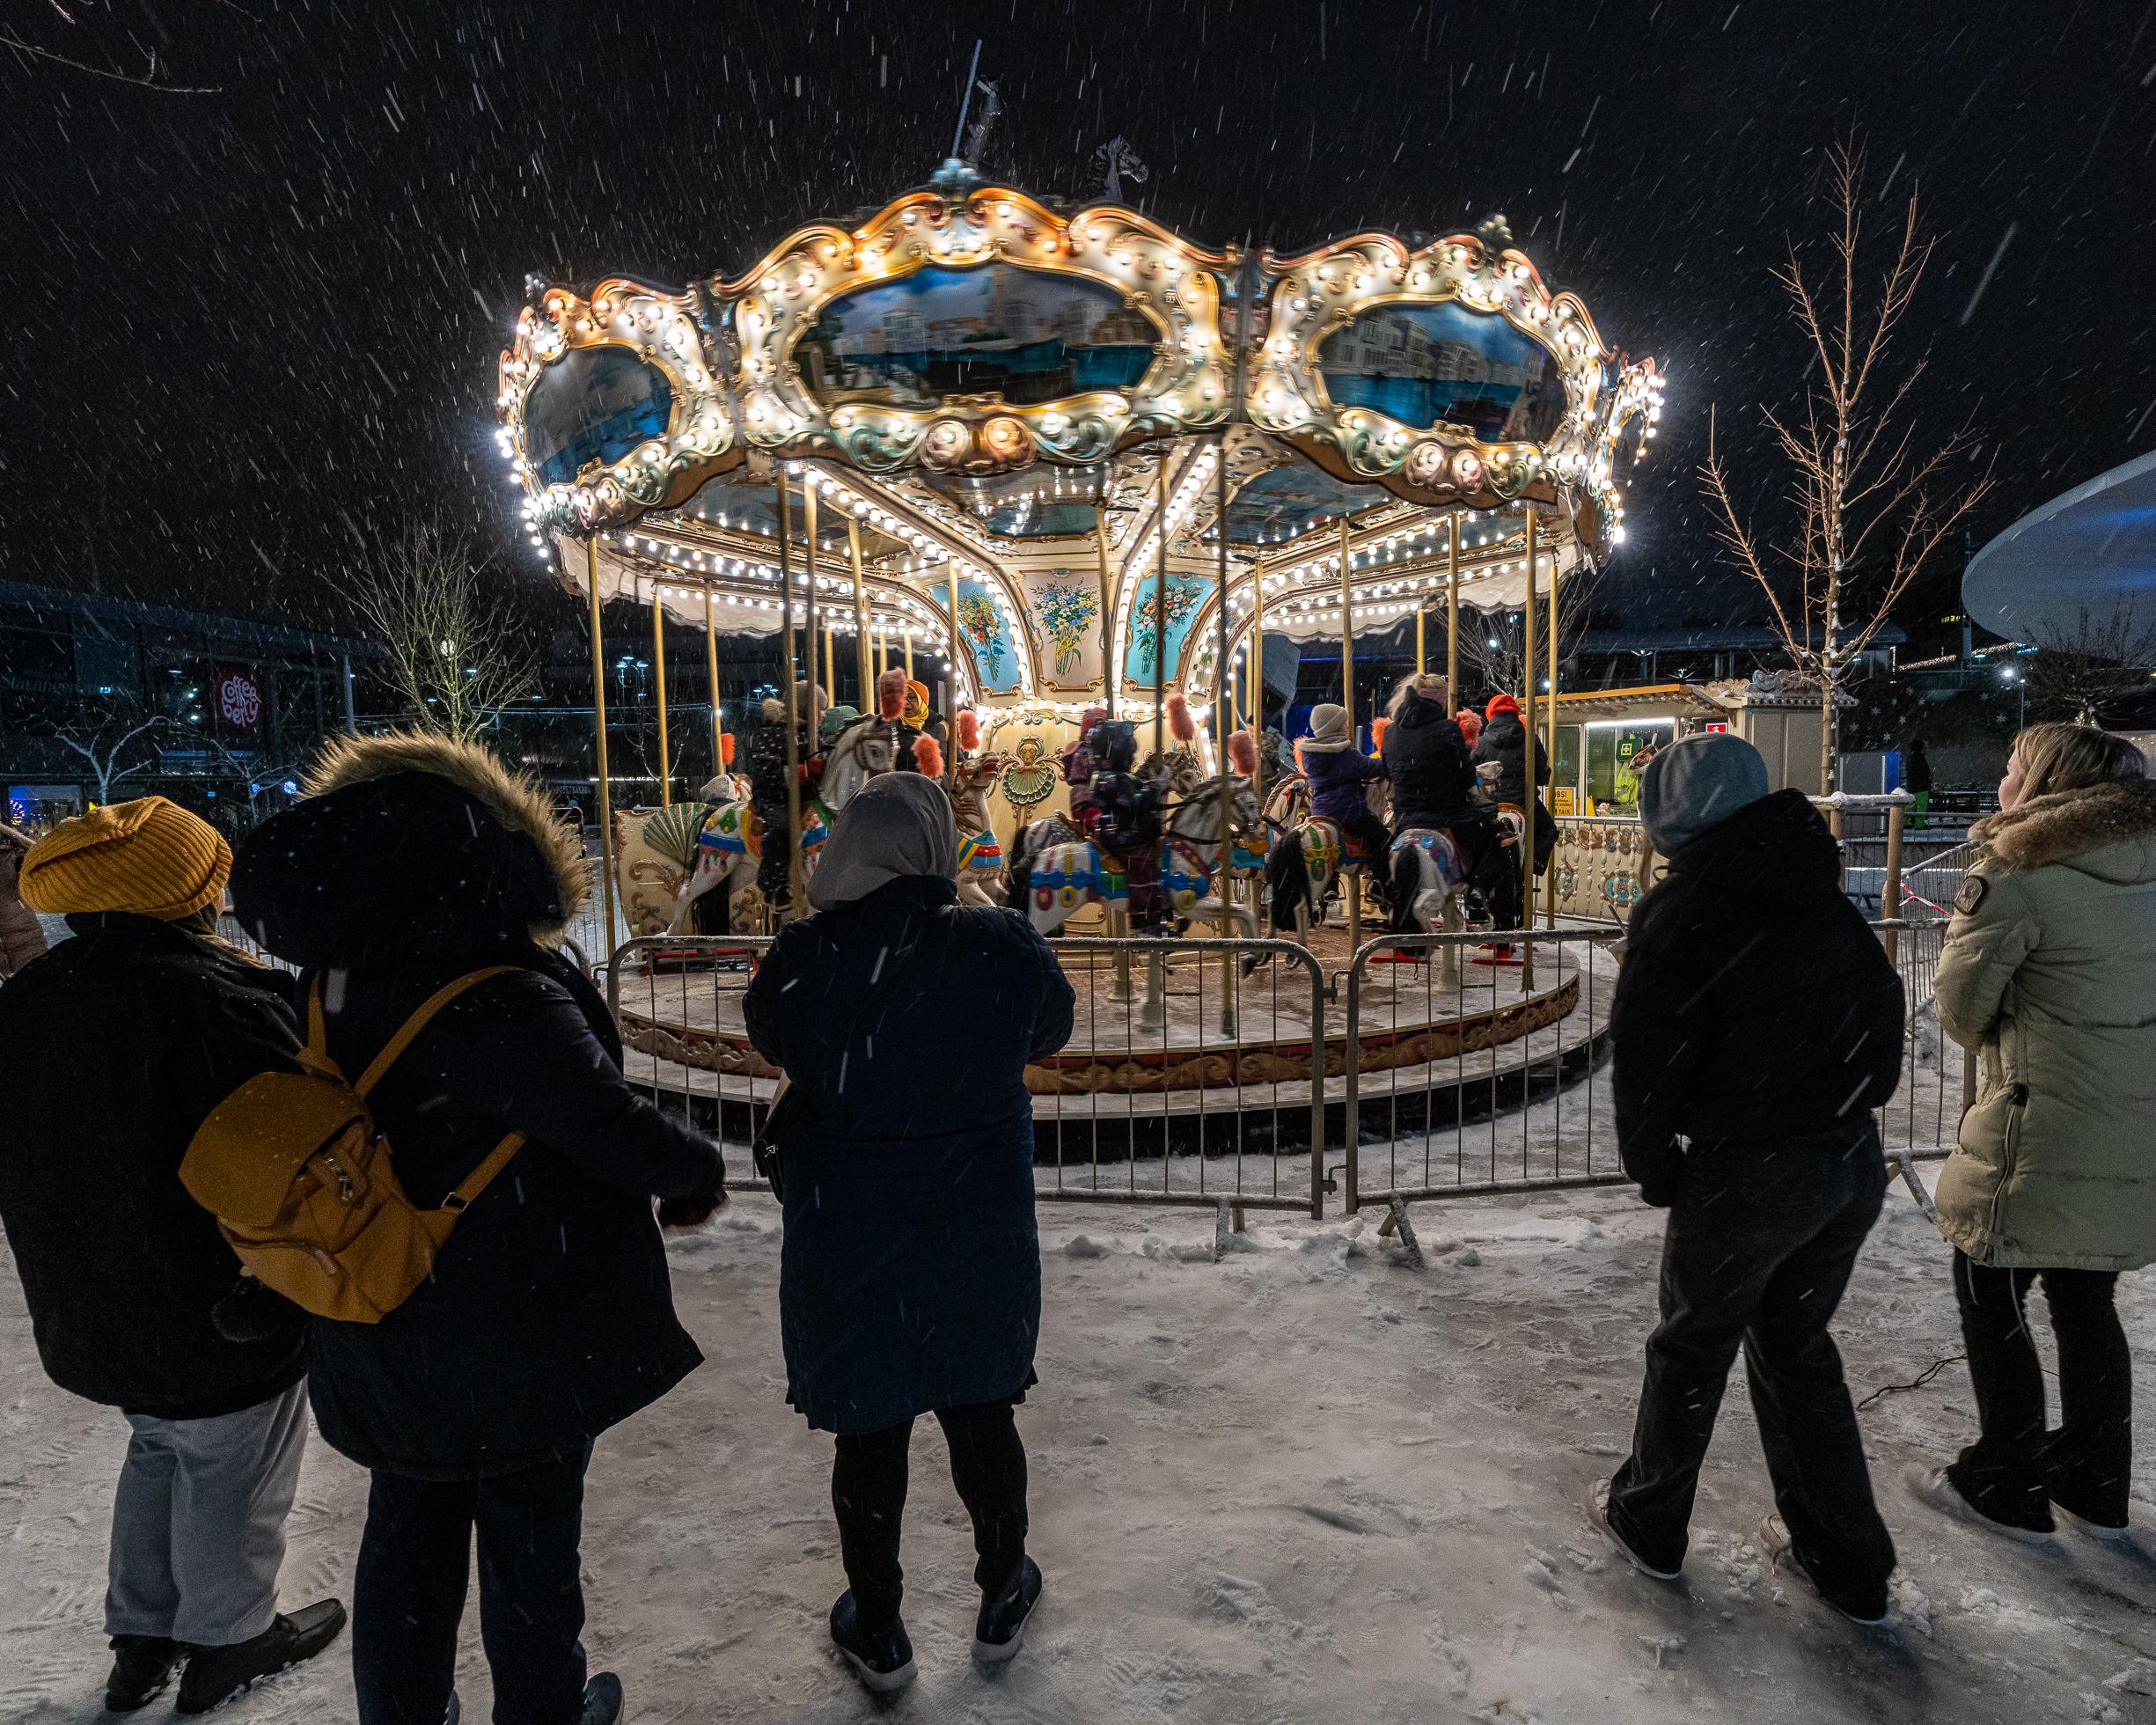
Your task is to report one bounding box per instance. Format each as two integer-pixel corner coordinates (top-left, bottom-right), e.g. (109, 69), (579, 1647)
(658, 1179), (728, 1229)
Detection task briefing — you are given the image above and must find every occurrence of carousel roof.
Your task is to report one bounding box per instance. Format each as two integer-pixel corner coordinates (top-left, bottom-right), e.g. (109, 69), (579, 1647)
(494, 176), (1663, 715)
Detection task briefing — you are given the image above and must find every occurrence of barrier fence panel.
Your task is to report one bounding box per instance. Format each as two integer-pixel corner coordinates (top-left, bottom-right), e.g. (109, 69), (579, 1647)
(1035, 936), (1328, 1221)
(1341, 928), (1626, 1214)
(1338, 919), (1968, 1220)
(609, 935), (779, 1190)
(606, 932), (1326, 1221)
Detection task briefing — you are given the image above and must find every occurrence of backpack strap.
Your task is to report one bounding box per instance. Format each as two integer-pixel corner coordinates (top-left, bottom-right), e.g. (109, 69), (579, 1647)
(440, 1130), (525, 1214)
(298, 978), (343, 1082)
(354, 965), (519, 1099)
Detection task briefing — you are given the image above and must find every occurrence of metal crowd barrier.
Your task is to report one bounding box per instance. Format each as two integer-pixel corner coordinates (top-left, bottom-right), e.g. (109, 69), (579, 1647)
(1340, 927), (1625, 1214)
(604, 932), (1327, 1222)
(606, 917), (1969, 1229)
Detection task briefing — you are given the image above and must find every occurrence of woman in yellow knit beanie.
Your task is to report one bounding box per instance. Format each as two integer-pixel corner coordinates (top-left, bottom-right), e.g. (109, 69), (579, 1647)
(18, 796), (231, 924)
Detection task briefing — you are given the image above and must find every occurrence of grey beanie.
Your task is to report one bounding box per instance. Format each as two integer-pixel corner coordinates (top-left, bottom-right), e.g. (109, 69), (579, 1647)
(1638, 732), (1771, 855)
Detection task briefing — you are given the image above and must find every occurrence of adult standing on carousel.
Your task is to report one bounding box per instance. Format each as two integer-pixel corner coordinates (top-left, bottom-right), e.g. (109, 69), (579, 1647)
(1912, 722), (2156, 1544)
(743, 773), (1074, 1692)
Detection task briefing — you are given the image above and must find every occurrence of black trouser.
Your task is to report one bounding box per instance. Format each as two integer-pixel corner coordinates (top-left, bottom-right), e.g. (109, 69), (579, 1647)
(352, 1445), (591, 1725)
(1332, 811), (1393, 907)
(1609, 1134), (1895, 1606)
(754, 801), (792, 903)
(832, 1401), (1028, 1630)
(1948, 1251), (2132, 1530)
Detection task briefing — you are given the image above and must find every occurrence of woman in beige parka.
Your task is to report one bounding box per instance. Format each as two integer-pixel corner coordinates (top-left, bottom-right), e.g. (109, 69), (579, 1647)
(1911, 723), (2156, 1545)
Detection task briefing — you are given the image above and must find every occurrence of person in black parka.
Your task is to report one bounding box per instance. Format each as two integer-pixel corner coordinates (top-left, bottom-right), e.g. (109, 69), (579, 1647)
(1472, 692), (1556, 929)
(743, 772), (1074, 1692)
(1380, 674), (1496, 934)
(230, 730), (726, 1725)
(1589, 734), (1906, 1626)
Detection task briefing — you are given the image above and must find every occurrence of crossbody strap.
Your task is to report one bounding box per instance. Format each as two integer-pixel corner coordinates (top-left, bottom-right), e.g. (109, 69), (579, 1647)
(441, 1130), (525, 1214)
(354, 965), (519, 1098)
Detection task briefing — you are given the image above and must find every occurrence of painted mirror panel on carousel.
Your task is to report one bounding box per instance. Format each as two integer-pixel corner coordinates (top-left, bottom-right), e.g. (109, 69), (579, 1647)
(1210, 459), (1392, 547)
(522, 347), (674, 487)
(930, 575), (1025, 694)
(921, 462), (1109, 539)
(1122, 569), (1213, 687)
(1018, 566), (1104, 691)
(1317, 302), (1568, 445)
(795, 265), (1156, 409)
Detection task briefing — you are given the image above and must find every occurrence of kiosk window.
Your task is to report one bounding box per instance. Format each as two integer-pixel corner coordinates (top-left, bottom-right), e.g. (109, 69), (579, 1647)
(1586, 722), (1675, 814)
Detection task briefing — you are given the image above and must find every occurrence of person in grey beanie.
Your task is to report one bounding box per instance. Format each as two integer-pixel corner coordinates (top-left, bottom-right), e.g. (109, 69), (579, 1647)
(1586, 733), (1908, 1626)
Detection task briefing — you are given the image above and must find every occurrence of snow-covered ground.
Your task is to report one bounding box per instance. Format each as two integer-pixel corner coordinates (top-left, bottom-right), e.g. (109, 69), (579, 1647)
(8, 1184), (2156, 1724)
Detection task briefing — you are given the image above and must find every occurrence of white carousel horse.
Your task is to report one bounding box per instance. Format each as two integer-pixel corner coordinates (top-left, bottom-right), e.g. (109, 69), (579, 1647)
(948, 752), (1009, 908)
(621, 785), (827, 939)
(1262, 773), (1391, 944)
(1381, 806), (1522, 993)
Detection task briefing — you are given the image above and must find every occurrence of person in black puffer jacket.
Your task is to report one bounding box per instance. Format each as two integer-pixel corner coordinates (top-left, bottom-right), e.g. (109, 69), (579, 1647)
(1472, 693), (1556, 929)
(1588, 734), (1904, 1626)
(230, 731), (725, 1725)
(1381, 675), (1495, 931)
(744, 772), (1074, 1692)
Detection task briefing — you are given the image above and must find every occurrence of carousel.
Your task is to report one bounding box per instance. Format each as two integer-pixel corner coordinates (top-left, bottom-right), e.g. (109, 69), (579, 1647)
(494, 151), (1663, 1121)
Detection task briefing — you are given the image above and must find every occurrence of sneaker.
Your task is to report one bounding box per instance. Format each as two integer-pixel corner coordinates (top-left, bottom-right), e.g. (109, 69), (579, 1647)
(1757, 1513), (1889, 1626)
(1904, 1466), (2053, 1545)
(2051, 1501), (2134, 1544)
(105, 1635), (183, 1713)
(175, 1600), (346, 1714)
(579, 1672), (624, 1725)
(829, 1592), (914, 1692)
(1585, 1477), (1683, 1582)
(973, 1557), (1045, 1664)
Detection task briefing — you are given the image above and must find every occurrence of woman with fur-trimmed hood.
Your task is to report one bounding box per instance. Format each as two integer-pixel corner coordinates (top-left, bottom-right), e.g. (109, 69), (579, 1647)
(230, 730), (725, 1725)
(1912, 723), (2156, 1547)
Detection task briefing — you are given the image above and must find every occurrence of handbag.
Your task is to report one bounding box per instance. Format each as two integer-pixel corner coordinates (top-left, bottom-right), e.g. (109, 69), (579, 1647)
(751, 1074), (799, 1200)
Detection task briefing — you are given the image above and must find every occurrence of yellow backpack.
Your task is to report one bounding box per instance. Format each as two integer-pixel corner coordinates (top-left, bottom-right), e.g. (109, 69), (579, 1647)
(180, 967), (524, 1325)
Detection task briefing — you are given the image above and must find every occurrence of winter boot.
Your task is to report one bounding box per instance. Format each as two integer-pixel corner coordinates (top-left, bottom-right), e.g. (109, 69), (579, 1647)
(1904, 1466), (2053, 1544)
(105, 1635), (183, 1712)
(829, 1591), (915, 1692)
(579, 1672), (624, 1724)
(175, 1600), (346, 1714)
(2052, 1500), (2135, 1544)
(973, 1556), (1045, 1663)
(1585, 1477), (1682, 1582)
(1757, 1514), (1888, 1626)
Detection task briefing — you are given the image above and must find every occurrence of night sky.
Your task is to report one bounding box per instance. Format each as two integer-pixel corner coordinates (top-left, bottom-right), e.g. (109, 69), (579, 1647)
(5, 0), (2152, 634)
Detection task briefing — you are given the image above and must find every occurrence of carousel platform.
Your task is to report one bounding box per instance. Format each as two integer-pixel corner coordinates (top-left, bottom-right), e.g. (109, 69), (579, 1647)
(614, 933), (1604, 1158)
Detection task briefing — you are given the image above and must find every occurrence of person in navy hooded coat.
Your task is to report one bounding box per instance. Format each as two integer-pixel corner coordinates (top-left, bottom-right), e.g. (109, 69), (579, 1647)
(743, 771), (1074, 1690)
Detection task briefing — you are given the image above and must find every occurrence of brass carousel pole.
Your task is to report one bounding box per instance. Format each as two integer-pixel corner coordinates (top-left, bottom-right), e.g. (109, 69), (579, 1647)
(1094, 497), (1117, 720)
(848, 518), (871, 708)
(932, 571), (962, 788)
(1338, 512), (1360, 953)
(1520, 509), (1539, 987)
(1446, 510), (1461, 708)
(1214, 432), (1236, 1031)
(702, 581), (722, 784)
(584, 535), (618, 954)
(1153, 455), (1169, 764)
(1250, 548), (1265, 819)
(775, 471), (805, 919)
(650, 583), (671, 809)
(1544, 533), (1561, 929)
(802, 481), (821, 723)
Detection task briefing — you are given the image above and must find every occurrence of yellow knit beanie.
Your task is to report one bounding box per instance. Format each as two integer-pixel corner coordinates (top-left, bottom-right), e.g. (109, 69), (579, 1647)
(18, 796), (231, 921)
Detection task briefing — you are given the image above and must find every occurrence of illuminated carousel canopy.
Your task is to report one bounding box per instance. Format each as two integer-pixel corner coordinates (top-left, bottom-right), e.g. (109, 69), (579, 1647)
(495, 178), (1662, 716)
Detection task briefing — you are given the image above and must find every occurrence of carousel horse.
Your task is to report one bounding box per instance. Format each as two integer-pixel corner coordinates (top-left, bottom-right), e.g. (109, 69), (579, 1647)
(1263, 772), (1393, 944)
(616, 782), (827, 940)
(949, 751), (1008, 907)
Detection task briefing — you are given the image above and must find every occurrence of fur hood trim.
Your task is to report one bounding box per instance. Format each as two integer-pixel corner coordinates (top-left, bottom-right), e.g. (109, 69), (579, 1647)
(304, 730), (591, 938)
(1972, 775), (2156, 875)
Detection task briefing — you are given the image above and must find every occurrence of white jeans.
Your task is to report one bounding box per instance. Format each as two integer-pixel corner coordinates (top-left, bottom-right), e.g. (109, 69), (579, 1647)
(105, 1381), (307, 1648)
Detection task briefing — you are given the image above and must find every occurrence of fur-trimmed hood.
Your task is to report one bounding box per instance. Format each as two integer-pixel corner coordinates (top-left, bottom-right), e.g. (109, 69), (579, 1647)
(305, 730), (590, 932)
(1971, 774), (2156, 884)
(232, 729), (590, 969)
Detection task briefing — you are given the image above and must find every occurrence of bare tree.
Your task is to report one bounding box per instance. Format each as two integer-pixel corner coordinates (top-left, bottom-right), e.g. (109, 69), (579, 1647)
(1698, 139), (1994, 790)
(2028, 602), (2156, 724)
(348, 521), (538, 739)
(54, 709), (166, 804)
(1456, 565), (1604, 701)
